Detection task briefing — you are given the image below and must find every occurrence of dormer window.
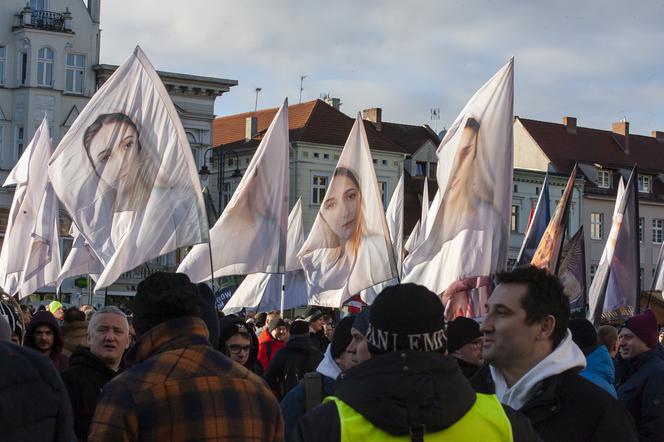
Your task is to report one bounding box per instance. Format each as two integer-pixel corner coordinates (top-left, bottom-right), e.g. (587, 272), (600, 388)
(597, 169), (611, 189)
(638, 174), (652, 193)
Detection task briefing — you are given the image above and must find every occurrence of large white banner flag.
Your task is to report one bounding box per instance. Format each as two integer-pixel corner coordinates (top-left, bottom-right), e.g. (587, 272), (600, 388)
(178, 99), (289, 282)
(48, 47), (208, 290)
(223, 198), (307, 313)
(404, 177), (429, 253)
(0, 118), (61, 298)
(299, 114), (398, 307)
(360, 172), (405, 304)
(403, 59), (514, 317)
(57, 223), (103, 288)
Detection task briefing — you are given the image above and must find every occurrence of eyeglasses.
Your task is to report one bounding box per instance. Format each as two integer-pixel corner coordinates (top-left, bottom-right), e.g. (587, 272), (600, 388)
(228, 344), (252, 354)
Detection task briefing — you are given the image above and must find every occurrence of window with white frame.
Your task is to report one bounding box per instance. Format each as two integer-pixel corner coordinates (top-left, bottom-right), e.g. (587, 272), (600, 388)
(511, 205), (519, 232)
(378, 180), (388, 208)
(597, 169), (611, 189)
(638, 174), (652, 193)
(653, 219), (664, 244)
(18, 51), (28, 86)
(590, 212), (604, 240)
(590, 264), (598, 282)
(65, 54), (85, 93)
(0, 46), (5, 85)
(37, 47), (54, 87)
(639, 217), (644, 243)
(222, 182), (231, 207)
(312, 174), (328, 205)
(30, 0), (48, 10)
(15, 126), (24, 160)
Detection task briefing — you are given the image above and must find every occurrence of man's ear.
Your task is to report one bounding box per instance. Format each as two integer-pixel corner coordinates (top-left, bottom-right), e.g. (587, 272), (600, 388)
(537, 315), (556, 341)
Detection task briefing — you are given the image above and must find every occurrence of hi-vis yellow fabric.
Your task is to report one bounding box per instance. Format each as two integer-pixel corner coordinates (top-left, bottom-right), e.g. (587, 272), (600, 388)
(324, 393), (513, 442)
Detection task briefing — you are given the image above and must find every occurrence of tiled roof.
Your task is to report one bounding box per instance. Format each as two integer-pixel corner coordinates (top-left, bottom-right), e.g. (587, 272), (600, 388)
(518, 117), (664, 199)
(213, 99), (406, 154)
(371, 121), (440, 155)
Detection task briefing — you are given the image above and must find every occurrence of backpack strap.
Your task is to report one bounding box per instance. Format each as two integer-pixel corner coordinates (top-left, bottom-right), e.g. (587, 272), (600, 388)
(303, 372), (324, 412)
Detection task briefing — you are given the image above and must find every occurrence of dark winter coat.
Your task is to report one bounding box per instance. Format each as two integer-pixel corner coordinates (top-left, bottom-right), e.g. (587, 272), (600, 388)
(471, 364), (638, 442)
(0, 341), (76, 441)
(453, 356), (482, 379)
(309, 330), (329, 353)
(61, 346), (117, 441)
(617, 349), (664, 441)
(24, 310), (69, 371)
(280, 373), (336, 442)
(293, 351), (541, 442)
(263, 335), (323, 400)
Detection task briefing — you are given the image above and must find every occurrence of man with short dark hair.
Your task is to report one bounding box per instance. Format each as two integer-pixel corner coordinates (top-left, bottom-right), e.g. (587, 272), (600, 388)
(89, 272), (283, 441)
(616, 309), (664, 440)
(472, 266), (637, 441)
(24, 310), (69, 371)
(62, 306), (130, 440)
(294, 283), (540, 441)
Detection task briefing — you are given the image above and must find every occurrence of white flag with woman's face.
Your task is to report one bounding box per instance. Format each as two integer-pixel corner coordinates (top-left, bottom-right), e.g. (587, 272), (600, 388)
(298, 115), (397, 307)
(402, 58), (514, 312)
(48, 47), (208, 290)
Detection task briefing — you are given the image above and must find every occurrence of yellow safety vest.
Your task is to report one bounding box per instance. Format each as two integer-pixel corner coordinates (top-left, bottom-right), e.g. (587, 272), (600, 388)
(325, 393), (513, 442)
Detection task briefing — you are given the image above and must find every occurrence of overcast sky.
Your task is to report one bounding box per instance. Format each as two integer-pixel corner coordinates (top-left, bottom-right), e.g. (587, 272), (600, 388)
(99, 0), (664, 136)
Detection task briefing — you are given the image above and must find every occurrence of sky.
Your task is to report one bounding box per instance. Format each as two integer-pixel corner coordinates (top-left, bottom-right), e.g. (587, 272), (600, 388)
(99, 0), (664, 136)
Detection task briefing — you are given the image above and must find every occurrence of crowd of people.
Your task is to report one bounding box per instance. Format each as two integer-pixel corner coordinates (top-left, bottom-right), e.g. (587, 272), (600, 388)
(1, 266), (664, 441)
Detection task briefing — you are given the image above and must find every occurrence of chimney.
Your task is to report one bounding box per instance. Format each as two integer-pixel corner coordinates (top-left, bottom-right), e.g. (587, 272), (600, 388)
(613, 120), (630, 154)
(245, 116), (257, 141)
(562, 116), (577, 134)
(323, 96), (341, 111)
(88, 0), (101, 24)
(361, 107), (382, 131)
(652, 131), (664, 143)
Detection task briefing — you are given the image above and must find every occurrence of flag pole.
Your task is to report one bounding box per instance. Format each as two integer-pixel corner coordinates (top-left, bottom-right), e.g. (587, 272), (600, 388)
(633, 166), (641, 314)
(280, 273), (285, 318)
(207, 240), (215, 293)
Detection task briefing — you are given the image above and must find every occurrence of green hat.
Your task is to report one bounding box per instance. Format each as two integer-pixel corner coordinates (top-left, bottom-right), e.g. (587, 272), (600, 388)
(48, 301), (63, 315)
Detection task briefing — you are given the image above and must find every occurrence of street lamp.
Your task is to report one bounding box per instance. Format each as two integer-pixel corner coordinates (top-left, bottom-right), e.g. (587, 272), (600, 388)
(217, 149), (242, 211)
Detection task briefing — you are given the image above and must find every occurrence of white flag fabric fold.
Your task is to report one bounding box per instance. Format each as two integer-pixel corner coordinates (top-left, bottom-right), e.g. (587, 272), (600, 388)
(0, 118), (62, 298)
(299, 114), (398, 307)
(178, 99), (290, 282)
(223, 198), (307, 313)
(587, 170), (640, 326)
(48, 47), (208, 290)
(360, 172), (404, 304)
(404, 177), (429, 253)
(57, 223), (103, 287)
(402, 59), (514, 308)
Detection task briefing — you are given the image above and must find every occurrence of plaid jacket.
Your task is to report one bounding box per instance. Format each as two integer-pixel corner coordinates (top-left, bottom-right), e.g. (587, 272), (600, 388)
(88, 316), (283, 442)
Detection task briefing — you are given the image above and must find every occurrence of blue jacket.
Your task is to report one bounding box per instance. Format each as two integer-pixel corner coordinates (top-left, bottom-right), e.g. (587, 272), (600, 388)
(618, 349), (664, 441)
(580, 345), (617, 398)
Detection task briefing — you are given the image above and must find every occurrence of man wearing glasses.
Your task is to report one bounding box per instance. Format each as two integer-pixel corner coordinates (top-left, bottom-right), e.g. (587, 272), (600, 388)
(446, 316), (483, 378)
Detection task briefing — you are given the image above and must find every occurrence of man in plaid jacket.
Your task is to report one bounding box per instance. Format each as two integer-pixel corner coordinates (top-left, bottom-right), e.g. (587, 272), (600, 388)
(88, 272), (283, 441)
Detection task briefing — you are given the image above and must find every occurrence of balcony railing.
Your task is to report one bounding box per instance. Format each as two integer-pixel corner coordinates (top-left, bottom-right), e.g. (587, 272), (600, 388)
(31, 10), (65, 32)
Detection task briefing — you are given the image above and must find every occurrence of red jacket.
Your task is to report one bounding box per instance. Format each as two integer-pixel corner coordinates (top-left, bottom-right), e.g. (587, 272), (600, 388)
(257, 329), (285, 370)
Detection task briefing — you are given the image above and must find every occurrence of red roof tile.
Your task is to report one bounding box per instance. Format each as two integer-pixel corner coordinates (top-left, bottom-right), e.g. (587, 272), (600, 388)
(213, 99), (406, 154)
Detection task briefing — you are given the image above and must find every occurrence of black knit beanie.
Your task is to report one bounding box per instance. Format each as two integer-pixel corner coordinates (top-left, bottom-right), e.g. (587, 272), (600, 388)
(367, 283), (445, 355)
(197, 283), (220, 348)
(446, 317), (482, 354)
(268, 317), (287, 333)
(569, 318), (598, 354)
(289, 319), (310, 337)
(133, 272), (200, 336)
(331, 316), (355, 359)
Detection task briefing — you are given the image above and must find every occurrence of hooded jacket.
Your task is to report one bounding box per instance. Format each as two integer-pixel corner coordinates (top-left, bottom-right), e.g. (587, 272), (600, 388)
(258, 328), (286, 370)
(24, 311), (69, 371)
(281, 345), (338, 442)
(61, 346), (118, 440)
(617, 349), (664, 441)
(264, 335), (323, 399)
(293, 351), (540, 442)
(472, 331), (638, 442)
(580, 345), (617, 398)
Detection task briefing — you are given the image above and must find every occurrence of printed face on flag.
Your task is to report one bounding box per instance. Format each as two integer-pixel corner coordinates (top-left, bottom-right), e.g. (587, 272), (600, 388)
(48, 47), (208, 289)
(299, 115), (397, 307)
